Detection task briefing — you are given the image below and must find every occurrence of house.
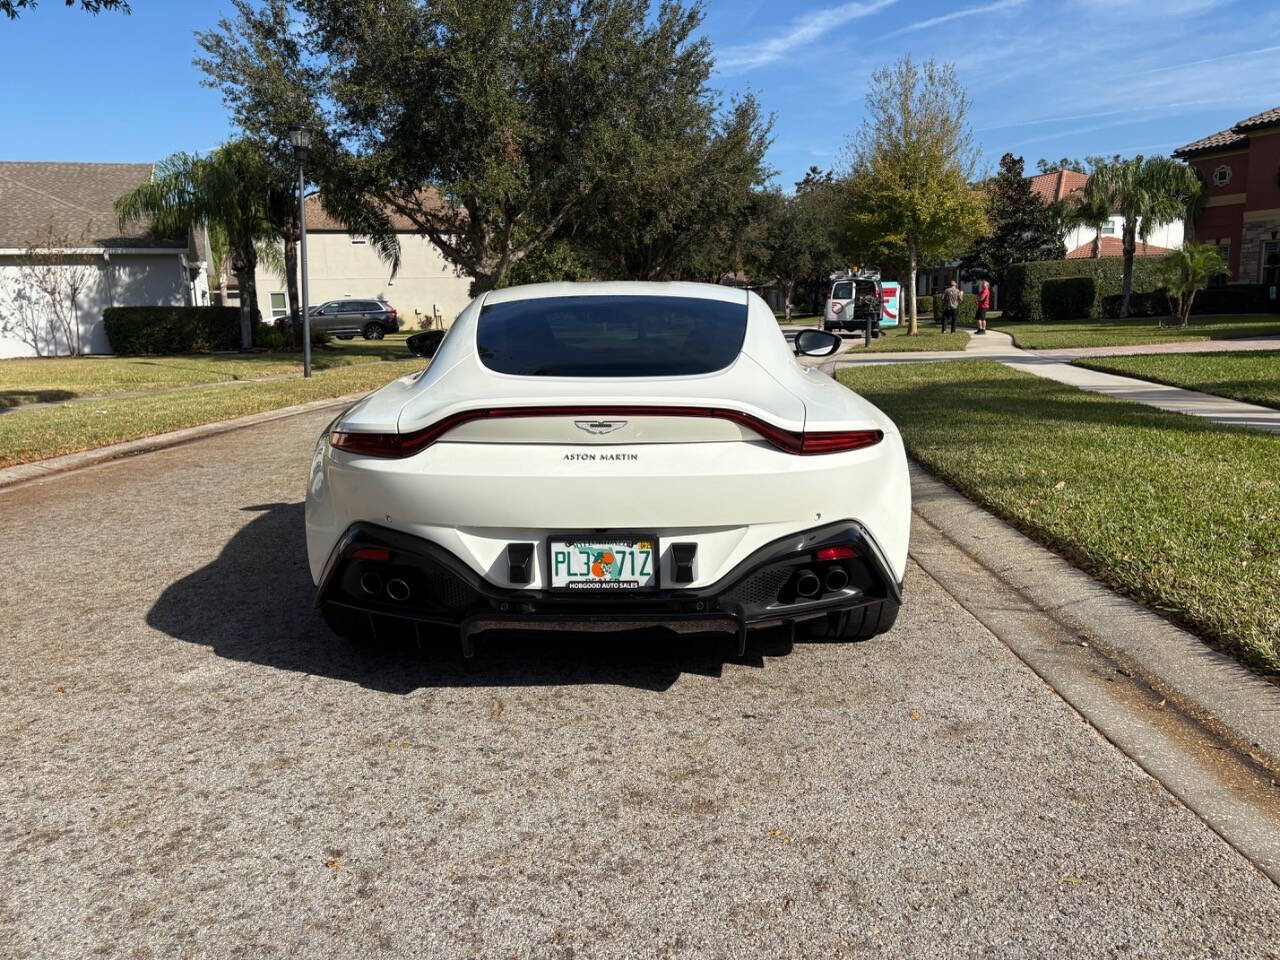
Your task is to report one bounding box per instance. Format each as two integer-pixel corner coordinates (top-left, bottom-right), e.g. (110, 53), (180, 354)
(252, 193), (472, 329)
(1174, 105), (1280, 288)
(0, 162), (209, 358)
(1027, 169), (1184, 259)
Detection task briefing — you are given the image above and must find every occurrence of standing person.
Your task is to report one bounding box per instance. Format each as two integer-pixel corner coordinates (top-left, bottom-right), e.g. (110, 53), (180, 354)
(975, 280), (991, 334)
(942, 280), (961, 334)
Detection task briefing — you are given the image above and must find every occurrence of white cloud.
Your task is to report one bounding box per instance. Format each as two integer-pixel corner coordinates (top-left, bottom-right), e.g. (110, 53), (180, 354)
(714, 0), (898, 74)
(880, 0), (1025, 39)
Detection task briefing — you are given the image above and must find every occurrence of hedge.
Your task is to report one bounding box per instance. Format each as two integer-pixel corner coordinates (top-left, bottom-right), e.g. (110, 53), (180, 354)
(1040, 277), (1095, 323)
(103, 306), (259, 354)
(1101, 283), (1280, 319)
(1004, 258), (1166, 322)
(930, 292), (978, 327)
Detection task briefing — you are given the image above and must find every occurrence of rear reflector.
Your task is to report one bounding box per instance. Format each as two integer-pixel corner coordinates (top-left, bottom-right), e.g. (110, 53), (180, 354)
(330, 407), (883, 459)
(814, 545), (857, 561)
(352, 547), (391, 562)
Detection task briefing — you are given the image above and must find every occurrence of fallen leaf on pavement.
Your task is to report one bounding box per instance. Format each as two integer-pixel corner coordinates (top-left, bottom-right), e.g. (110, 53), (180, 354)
(1062, 875), (1083, 884)
(327, 859), (340, 870)
(909, 710), (920, 719)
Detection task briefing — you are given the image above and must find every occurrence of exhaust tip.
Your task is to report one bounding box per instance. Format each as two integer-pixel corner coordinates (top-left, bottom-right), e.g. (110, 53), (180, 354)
(359, 572), (383, 595)
(794, 569), (820, 598)
(386, 578), (411, 602)
(824, 566), (849, 592)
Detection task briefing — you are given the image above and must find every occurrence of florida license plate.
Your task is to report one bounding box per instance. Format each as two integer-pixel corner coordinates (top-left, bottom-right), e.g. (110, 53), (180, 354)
(549, 537), (657, 590)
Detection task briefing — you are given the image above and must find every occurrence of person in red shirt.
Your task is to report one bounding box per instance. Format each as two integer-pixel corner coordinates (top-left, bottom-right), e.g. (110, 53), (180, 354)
(975, 280), (991, 334)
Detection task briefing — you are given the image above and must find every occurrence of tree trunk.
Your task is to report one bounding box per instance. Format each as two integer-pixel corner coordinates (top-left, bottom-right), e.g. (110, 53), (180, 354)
(233, 264), (253, 351)
(241, 248), (259, 351)
(784, 280), (794, 321)
(907, 237), (919, 336)
(284, 236), (301, 350)
(1119, 221), (1136, 318)
(1091, 227), (1101, 259)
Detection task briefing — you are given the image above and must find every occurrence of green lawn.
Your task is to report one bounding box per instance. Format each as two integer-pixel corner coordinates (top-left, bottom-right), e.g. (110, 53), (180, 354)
(775, 313), (822, 326)
(838, 360), (1280, 673)
(861, 325), (970, 352)
(0, 333), (415, 408)
(990, 314), (1280, 350)
(0, 358), (424, 469)
(1075, 351), (1280, 410)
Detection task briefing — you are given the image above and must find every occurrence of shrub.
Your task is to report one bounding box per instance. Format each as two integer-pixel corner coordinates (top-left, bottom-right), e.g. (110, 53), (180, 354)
(1189, 283), (1279, 316)
(103, 306), (252, 354)
(1101, 291), (1167, 318)
(1040, 276), (1096, 322)
(1004, 258), (1166, 322)
(254, 325), (288, 350)
(311, 328), (333, 347)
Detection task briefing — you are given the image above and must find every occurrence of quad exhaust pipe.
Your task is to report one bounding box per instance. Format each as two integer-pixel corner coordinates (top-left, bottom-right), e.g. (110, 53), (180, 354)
(359, 572), (383, 595)
(793, 568), (821, 598)
(824, 566), (849, 592)
(386, 578), (411, 602)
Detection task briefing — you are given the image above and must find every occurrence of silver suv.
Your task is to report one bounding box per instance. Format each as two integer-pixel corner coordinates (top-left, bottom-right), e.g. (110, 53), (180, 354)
(308, 298), (400, 340)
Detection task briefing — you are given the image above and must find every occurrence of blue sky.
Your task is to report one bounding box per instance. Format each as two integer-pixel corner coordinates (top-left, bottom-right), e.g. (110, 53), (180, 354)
(1, 0), (1278, 188)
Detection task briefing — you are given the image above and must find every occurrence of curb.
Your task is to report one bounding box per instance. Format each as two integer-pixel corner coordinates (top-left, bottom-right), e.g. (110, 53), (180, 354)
(908, 461), (1280, 777)
(0, 392), (365, 492)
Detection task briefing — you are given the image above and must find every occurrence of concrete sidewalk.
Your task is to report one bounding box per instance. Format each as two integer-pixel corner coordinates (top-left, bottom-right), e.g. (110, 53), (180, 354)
(831, 328), (1280, 434)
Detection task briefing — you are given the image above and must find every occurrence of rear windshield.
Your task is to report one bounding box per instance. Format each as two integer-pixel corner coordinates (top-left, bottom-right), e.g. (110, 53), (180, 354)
(831, 281), (852, 300)
(475, 295), (747, 377)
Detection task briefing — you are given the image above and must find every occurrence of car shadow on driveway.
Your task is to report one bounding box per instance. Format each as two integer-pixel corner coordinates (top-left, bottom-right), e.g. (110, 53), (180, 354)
(147, 502), (794, 693)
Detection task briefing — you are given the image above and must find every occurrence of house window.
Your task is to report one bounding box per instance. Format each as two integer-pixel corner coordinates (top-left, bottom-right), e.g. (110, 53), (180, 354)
(1262, 240), (1280, 288)
(1212, 164), (1232, 186)
(350, 236), (368, 245)
(269, 292), (288, 319)
(1100, 221), (1117, 235)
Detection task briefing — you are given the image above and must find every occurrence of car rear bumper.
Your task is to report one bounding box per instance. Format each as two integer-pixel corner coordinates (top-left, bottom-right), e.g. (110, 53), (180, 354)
(315, 519), (903, 655)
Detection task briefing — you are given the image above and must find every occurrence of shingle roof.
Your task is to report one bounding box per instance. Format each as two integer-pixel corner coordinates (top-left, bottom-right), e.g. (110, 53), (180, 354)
(1065, 236), (1170, 259)
(304, 190), (448, 233)
(0, 161), (183, 249)
(1172, 127), (1248, 157)
(1232, 106), (1280, 132)
(1027, 169), (1089, 204)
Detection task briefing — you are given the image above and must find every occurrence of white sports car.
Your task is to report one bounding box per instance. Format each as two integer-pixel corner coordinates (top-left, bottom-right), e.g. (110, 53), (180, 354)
(306, 282), (910, 656)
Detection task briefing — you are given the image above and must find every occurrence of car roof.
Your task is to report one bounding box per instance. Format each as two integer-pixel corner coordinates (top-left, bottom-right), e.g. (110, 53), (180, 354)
(481, 280), (748, 307)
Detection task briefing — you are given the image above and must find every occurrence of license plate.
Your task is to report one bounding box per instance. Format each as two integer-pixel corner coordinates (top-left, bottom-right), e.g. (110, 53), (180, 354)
(549, 537), (657, 590)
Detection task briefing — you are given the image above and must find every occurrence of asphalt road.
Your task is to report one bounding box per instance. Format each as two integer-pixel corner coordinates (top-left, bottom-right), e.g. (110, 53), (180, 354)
(2, 409), (1279, 959)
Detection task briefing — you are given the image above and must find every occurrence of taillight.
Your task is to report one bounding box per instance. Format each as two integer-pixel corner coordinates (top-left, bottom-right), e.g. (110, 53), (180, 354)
(329, 408), (883, 459)
(352, 547), (391, 562)
(814, 545), (857, 561)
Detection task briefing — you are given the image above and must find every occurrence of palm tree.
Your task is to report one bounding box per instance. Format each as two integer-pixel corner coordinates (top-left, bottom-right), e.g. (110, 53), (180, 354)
(1068, 175), (1115, 260)
(116, 140), (280, 350)
(1089, 155), (1204, 317)
(1158, 242), (1228, 328)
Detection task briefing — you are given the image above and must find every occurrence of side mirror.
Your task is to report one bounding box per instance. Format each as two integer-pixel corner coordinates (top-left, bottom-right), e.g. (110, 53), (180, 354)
(794, 328), (841, 357)
(406, 330), (445, 359)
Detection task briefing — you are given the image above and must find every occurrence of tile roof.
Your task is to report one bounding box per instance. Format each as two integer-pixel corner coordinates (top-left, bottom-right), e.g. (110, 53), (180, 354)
(1232, 106), (1280, 131)
(1065, 236), (1170, 259)
(0, 161), (183, 249)
(1173, 127), (1248, 157)
(1174, 104), (1280, 156)
(1027, 169), (1089, 204)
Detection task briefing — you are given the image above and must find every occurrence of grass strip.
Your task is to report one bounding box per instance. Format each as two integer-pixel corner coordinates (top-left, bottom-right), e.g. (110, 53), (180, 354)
(0, 359), (424, 469)
(861, 325), (969, 352)
(1074, 351), (1280, 410)
(838, 360), (1279, 673)
(990, 314), (1280, 350)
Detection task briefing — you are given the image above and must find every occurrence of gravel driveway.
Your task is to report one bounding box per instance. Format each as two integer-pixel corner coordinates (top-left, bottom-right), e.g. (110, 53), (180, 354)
(2, 409), (1278, 959)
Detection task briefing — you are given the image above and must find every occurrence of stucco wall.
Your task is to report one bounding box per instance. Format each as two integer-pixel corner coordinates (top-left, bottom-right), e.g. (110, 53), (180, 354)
(255, 231), (474, 329)
(1063, 215), (1184, 255)
(0, 251), (192, 358)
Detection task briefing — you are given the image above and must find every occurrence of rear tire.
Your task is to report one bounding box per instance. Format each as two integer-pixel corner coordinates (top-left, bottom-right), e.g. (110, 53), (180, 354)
(363, 322), (386, 340)
(801, 599), (899, 641)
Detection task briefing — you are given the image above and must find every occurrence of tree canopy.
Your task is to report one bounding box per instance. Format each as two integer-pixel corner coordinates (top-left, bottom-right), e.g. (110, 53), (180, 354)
(963, 153), (1064, 284)
(1, 0), (126, 18)
(845, 56), (986, 334)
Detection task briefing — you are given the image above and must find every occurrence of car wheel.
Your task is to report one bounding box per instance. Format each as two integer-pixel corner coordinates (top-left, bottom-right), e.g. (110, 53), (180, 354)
(800, 599), (899, 641)
(363, 322), (386, 340)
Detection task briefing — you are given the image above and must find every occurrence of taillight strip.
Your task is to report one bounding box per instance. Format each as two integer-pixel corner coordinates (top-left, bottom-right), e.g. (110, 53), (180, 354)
(330, 406), (883, 458)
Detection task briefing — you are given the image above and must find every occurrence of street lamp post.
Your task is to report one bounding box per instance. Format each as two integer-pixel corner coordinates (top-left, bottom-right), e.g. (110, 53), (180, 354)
(289, 125), (313, 377)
